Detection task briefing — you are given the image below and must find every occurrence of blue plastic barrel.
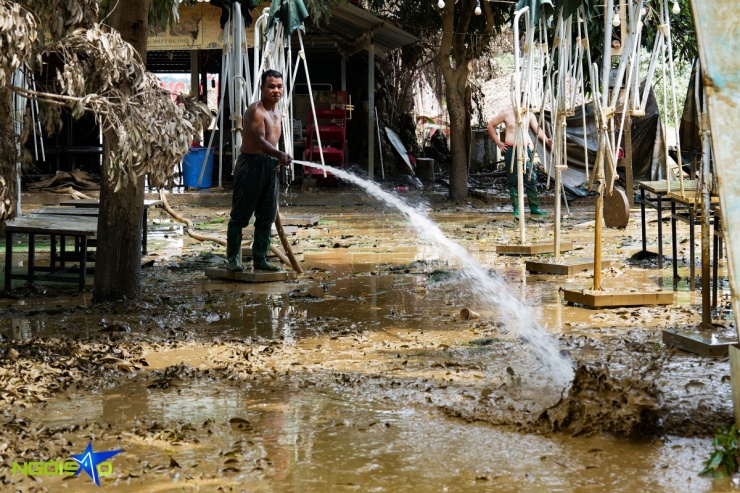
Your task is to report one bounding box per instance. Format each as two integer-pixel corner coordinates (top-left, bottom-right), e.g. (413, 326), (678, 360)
(182, 147), (213, 188)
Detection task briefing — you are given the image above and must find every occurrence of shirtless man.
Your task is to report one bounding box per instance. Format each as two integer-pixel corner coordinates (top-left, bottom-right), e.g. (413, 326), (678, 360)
(225, 69), (292, 271)
(487, 106), (551, 217)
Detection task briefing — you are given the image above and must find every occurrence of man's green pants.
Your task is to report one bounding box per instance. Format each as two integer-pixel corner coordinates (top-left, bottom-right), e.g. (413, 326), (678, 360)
(226, 153), (280, 271)
(505, 146), (546, 216)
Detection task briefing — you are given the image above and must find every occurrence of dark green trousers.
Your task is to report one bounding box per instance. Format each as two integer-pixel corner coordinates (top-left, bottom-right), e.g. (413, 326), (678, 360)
(227, 153), (279, 261)
(505, 146), (537, 193)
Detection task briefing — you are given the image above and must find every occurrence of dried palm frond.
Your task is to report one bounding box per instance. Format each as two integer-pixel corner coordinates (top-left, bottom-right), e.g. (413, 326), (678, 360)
(0, 1), (38, 87)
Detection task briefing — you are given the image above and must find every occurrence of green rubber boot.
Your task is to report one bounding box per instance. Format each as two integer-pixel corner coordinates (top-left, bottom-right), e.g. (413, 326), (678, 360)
(252, 226), (282, 272)
(509, 188), (519, 218)
(226, 223), (244, 271)
(527, 188), (548, 216)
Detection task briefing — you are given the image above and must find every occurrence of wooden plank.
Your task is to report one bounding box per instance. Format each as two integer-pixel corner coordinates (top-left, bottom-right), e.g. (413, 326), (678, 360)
(59, 199), (163, 208)
(668, 191), (720, 206)
(281, 214), (320, 226)
(525, 258), (611, 275)
(562, 288), (673, 308)
(6, 215), (98, 235)
(59, 199), (100, 207)
(205, 268), (297, 283)
(34, 207), (100, 216)
(495, 242), (574, 255)
(663, 328), (736, 357)
(638, 180), (699, 194)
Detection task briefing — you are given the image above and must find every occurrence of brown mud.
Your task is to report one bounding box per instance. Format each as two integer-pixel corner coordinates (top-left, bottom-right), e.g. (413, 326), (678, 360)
(0, 187), (737, 491)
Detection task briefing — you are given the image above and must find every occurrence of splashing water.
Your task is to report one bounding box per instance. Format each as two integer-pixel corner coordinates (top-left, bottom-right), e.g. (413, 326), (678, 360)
(295, 161), (574, 386)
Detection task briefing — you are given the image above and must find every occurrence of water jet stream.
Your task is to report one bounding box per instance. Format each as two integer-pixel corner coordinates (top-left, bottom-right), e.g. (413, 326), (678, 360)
(294, 160), (574, 386)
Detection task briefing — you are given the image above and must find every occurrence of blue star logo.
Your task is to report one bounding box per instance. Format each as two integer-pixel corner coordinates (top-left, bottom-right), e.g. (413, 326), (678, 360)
(71, 442), (123, 487)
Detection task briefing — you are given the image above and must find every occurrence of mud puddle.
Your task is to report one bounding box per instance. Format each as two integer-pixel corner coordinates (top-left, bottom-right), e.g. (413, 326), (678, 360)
(2, 195), (738, 492)
(8, 376), (720, 492)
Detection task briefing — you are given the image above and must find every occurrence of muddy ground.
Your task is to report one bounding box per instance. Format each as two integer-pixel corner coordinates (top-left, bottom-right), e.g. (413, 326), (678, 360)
(0, 181), (737, 492)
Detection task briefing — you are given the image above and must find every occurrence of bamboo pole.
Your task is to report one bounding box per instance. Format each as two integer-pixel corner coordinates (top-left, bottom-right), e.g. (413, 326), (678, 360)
(275, 212), (303, 274)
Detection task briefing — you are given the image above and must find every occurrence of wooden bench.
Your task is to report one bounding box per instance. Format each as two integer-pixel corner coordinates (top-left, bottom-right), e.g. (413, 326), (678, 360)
(637, 180), (698, 269)
(669, 191), (720, 290)
(58, 199), (162, 254)
(4, 215), (98, 291)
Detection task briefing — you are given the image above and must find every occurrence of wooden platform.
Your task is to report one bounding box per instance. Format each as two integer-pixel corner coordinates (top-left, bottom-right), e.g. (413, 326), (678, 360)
(495, 242), (574, 255)
(205, 268), (298, 283)
(526, 258), (611, 275)
(562, 288), (674, 308)
(662, 328), (737, 357)
(281, 214), (320, 226)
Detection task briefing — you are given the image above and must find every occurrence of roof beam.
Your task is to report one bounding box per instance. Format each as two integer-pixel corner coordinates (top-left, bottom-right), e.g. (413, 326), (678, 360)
(338, 26), (380, 57)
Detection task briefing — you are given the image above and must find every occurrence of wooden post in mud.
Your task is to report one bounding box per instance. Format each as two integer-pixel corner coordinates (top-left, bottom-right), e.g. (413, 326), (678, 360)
(699, 101), (712, 329)
(593, 144), (605, 291)
(554, 167), (562, 260)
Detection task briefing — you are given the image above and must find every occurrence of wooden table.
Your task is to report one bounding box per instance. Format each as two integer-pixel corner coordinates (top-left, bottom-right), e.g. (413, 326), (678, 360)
(669, 191), (720, 290)
(638, 180), (698, 269)
(58, 199), (162, 254)
(4, 215), (98, 291)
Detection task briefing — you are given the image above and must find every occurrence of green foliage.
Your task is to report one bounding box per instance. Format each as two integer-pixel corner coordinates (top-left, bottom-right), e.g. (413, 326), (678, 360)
(700, 424), (739, 478)
(303, 0), (343, 26)
(639, 47), (692, 127)
(149, 0), (197, 30)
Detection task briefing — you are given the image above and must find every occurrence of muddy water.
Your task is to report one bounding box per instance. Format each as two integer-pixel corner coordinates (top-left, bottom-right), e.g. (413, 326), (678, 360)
(1, 195), (736, 492)
(26, 379), (713, 492)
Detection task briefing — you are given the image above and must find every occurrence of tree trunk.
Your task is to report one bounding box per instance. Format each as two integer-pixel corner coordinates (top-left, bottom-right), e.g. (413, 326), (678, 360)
(0, 87), (19, 234)
(443, 71), (470, 202)
(93, 1), (150, 302)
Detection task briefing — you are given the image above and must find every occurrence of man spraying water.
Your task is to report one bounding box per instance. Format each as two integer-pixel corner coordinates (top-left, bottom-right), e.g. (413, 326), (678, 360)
(225, 69), (293, 272)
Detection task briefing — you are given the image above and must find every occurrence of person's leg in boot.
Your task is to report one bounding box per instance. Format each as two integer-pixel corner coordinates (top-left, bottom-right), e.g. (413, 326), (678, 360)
(252, 156), (282, 272)
(225, 155), (253, 271)
(509, 188), (519, 218)
(252, 227), (281, 271)
(525, 149), (547, 216)
(226, 223), (245, 271)
(505, 147), (519, 217)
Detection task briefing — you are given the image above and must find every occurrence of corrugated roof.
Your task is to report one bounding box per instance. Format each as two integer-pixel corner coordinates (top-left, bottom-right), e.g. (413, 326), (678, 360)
(323, 2), (418, 55)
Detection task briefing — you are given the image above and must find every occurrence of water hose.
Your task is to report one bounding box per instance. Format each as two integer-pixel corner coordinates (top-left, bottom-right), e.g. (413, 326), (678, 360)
(158, 190), (294, 270)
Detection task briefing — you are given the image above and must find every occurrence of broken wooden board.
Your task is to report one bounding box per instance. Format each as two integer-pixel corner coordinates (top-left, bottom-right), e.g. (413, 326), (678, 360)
(205, 268), (298, 283)
(281, 215), (320, 226)
(526, 258), (611, 275)
(662, 328), (737, 357)
(243, 242), (304, 262)
(562, 288), (673, 308)
(495, 242), (574, 255)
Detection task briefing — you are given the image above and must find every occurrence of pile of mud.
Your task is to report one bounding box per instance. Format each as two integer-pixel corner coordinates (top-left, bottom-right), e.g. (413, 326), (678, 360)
(537, 362), (662, 437)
